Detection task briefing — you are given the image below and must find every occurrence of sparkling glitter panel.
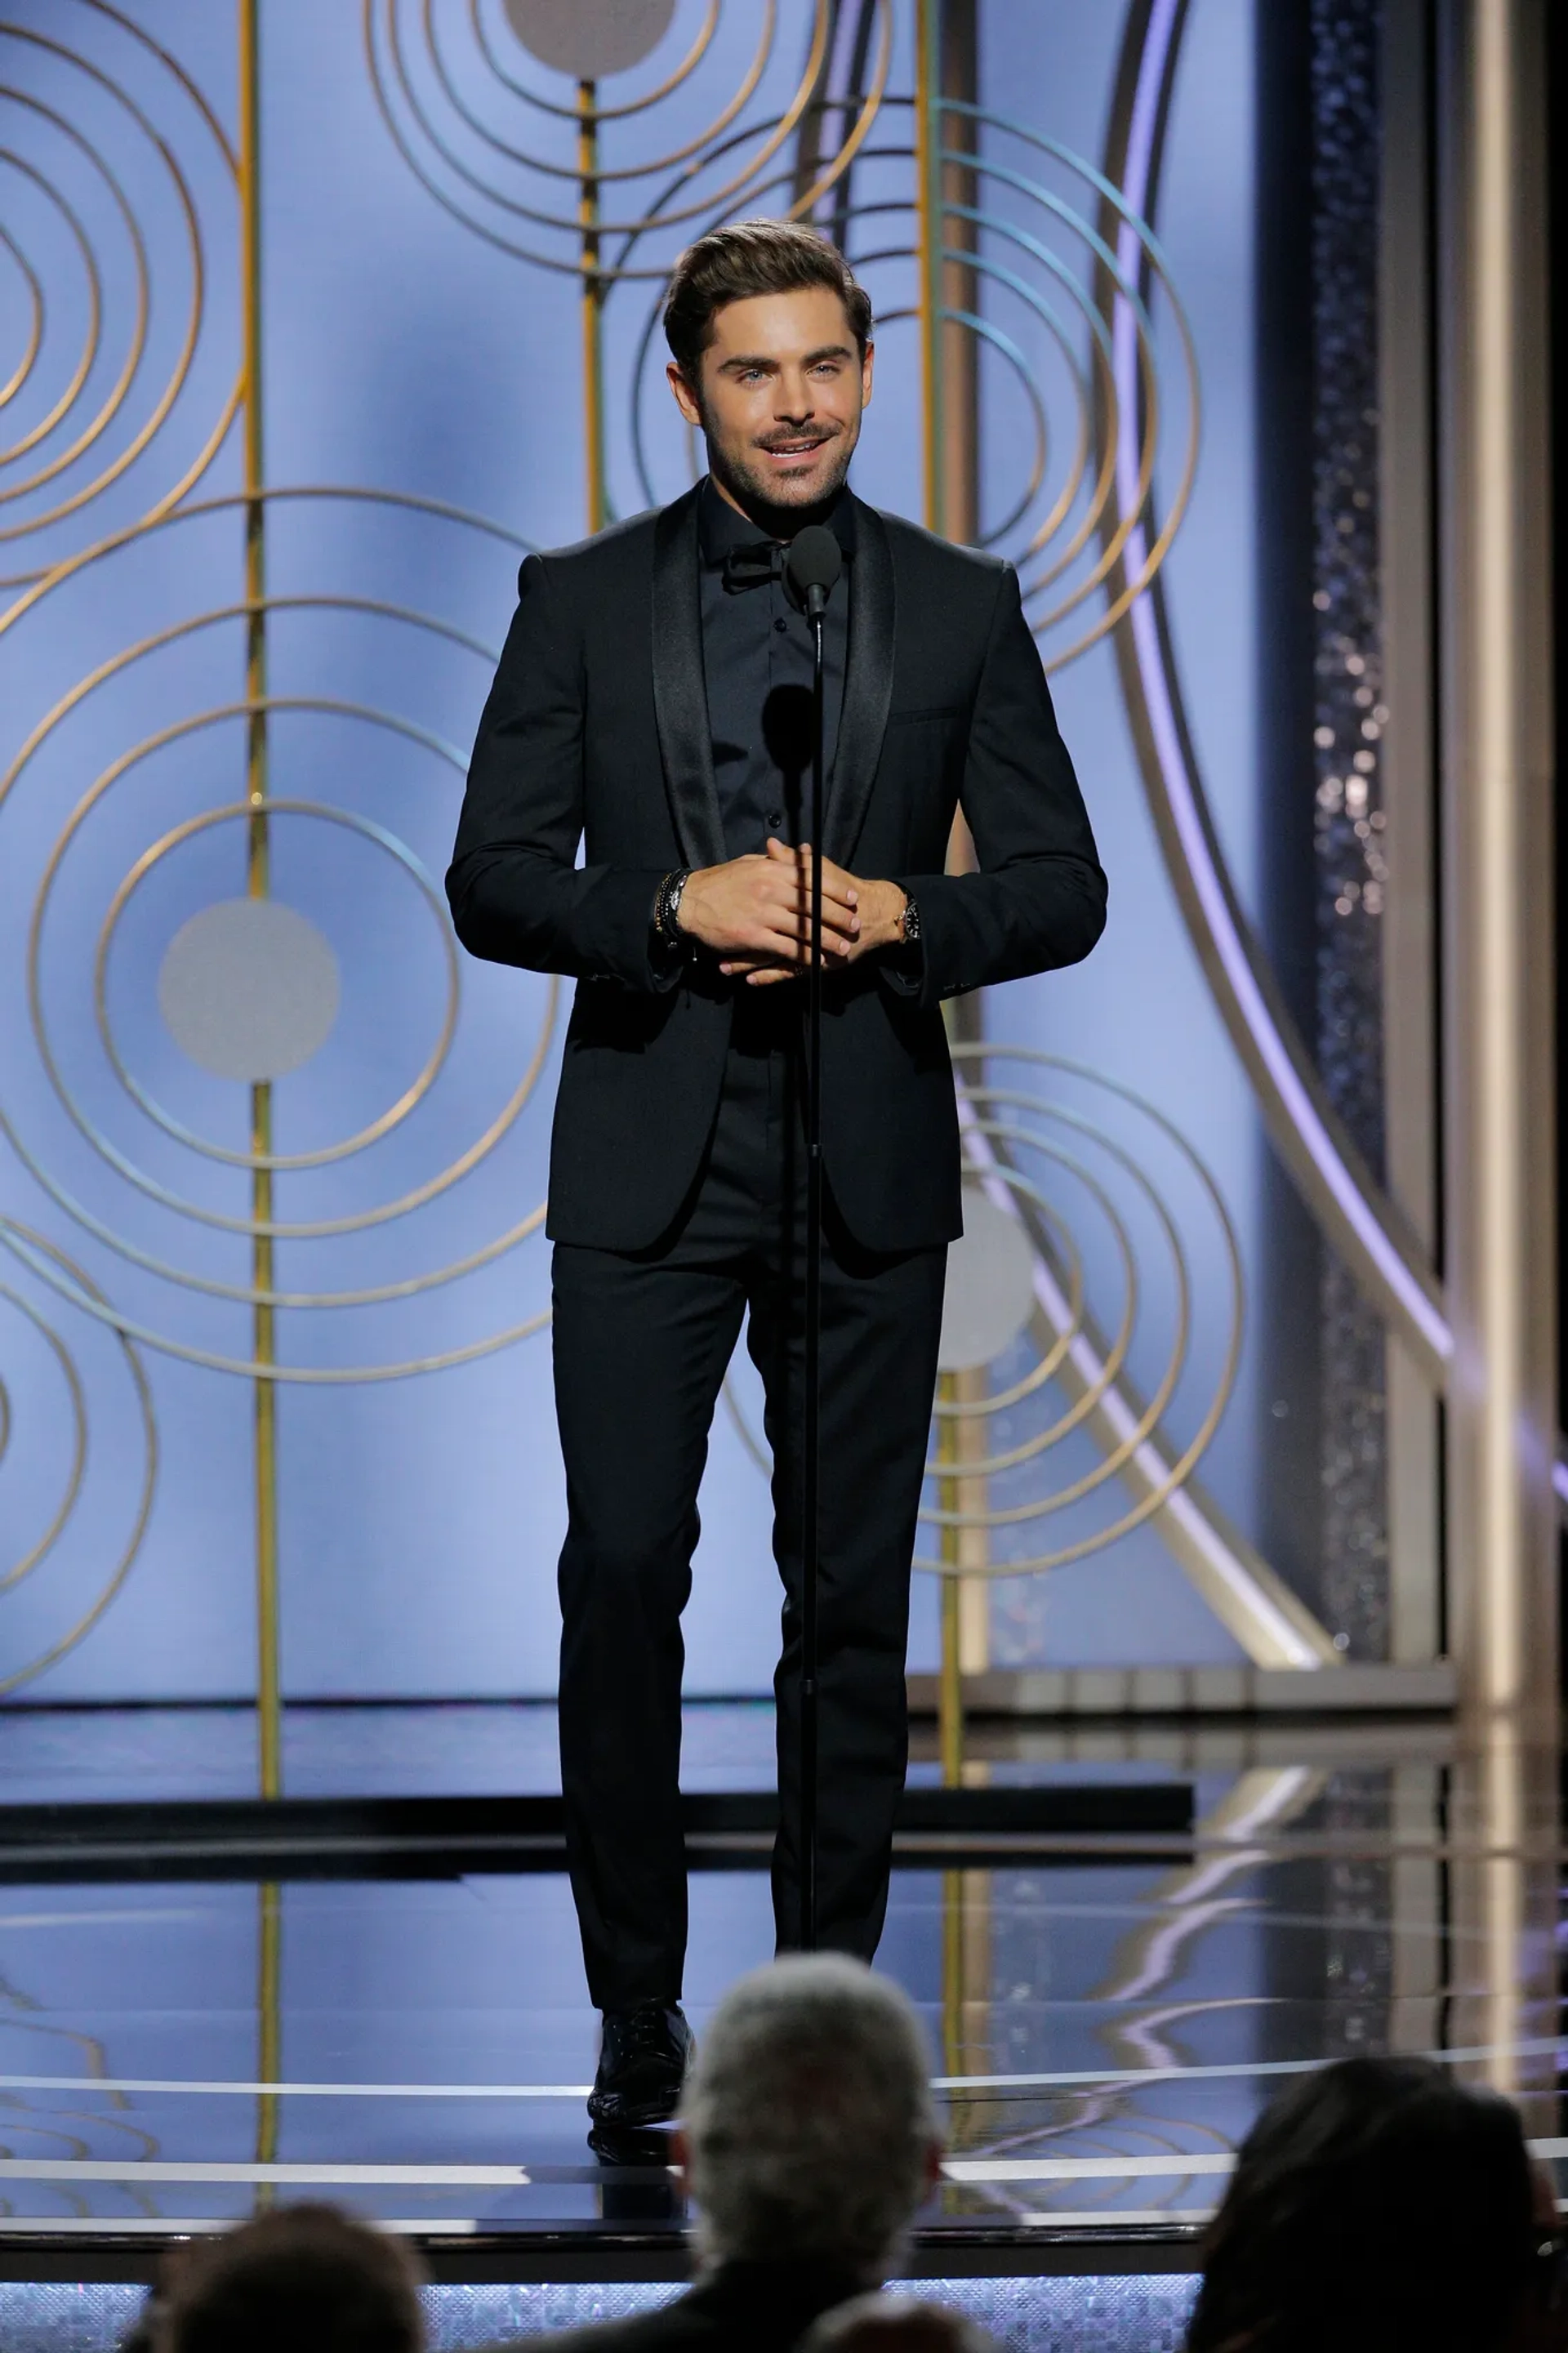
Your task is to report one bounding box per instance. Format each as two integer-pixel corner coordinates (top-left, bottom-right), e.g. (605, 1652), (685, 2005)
(1311, 0), (1390, 1660)
(0, 2275), (1202, 2353)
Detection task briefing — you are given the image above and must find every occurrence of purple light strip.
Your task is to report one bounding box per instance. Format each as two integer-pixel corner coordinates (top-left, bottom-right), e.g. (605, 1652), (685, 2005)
(1111, 0), (1450, 1372)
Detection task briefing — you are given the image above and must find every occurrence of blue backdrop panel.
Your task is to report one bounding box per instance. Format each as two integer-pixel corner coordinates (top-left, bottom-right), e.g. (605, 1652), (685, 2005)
(1, 0), (1270, 1701)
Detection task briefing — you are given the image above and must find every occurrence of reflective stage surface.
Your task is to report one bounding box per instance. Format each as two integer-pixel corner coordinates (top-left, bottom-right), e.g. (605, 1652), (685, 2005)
(0, 1702), (1561, 2255)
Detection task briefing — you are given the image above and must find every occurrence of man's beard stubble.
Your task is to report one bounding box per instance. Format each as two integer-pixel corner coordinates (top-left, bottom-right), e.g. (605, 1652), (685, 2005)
(704, 410), (857, 528)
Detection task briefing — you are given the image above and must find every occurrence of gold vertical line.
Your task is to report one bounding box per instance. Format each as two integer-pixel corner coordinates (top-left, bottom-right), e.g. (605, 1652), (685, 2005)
(577, 79), (606, 535)
(938, 0), (978, 546)
(254, 1879), (282, 2197)
(938, 1379), (965, 2111)
(941, 1860), (964, 2099)
(938, 1399), (964, 2105)
(238, 0), (280, 1804)
(936, 1377), (963, 1785)
(914, 0), (946, 537)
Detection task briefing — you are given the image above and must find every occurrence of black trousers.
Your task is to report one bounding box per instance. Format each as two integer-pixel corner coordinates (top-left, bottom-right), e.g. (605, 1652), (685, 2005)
(551, 1002), (947, 2009)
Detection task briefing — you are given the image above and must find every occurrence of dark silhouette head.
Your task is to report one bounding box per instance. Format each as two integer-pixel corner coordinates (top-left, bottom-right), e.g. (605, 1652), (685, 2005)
(159, 2204), (425, 2353)
(1187, 2057), (1548, 2353)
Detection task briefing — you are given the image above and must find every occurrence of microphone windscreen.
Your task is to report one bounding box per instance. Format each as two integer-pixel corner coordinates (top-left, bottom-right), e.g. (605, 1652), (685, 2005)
(785, 524), (844, 608)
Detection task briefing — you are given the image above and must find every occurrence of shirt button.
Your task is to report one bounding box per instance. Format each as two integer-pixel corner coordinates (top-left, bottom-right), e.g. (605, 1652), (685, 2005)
(773, 616), (788, 634)
(768, 810), (785, 831)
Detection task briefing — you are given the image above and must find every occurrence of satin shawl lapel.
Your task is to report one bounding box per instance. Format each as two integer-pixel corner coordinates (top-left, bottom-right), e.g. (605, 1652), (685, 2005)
(651, 488), (726, 870)
(826, 497), (895, 867)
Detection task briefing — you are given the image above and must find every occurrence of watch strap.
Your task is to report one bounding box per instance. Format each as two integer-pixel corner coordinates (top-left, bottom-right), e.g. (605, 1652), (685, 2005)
(654, 869), (691, 946)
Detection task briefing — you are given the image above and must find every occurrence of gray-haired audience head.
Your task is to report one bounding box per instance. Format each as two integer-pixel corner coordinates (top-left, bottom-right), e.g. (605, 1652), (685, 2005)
(679, 1954), (942, 2277)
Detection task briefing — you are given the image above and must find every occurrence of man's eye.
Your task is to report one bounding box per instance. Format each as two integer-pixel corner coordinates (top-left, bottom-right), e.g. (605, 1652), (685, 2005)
(740, 368), (767, 384)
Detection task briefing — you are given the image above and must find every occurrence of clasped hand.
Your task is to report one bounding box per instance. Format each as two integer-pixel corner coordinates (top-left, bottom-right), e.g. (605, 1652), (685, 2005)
(676, 837), (906, 987)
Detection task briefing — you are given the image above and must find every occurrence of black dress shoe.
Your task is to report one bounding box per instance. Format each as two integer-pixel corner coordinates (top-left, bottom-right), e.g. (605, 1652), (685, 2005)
(587, 2002), (694, 2128)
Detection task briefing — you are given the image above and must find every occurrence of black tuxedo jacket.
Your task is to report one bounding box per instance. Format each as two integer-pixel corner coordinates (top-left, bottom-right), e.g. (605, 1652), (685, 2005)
(447, 483), (1106, 1253)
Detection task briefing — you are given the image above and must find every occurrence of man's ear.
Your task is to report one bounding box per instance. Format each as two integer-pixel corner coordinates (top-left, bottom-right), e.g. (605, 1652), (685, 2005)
(666, 360), (703, 428)
(860, 339), (875, 409)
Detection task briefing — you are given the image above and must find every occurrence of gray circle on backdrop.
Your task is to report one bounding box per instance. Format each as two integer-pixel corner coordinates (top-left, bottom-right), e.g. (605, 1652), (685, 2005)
(501, 0), (676, 78)
(157, 898), (340, 1082)
(938, 1182), (1038, 1373)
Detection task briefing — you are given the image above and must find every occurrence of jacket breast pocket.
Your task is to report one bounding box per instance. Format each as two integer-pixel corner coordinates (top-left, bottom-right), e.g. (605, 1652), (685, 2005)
(886, 705), (968, 726)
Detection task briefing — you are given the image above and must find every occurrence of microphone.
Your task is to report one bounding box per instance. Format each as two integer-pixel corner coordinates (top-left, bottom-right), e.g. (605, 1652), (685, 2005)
(785, 525), (843, 620)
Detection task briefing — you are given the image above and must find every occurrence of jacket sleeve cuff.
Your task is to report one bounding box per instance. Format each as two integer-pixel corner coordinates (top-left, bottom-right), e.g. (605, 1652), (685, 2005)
(577, 865), (683, 993)
(885, 874), (964, 1009)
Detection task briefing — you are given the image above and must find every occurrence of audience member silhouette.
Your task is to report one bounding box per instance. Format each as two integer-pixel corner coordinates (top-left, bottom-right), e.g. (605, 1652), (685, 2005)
(1187, 2055), (1562, 2353)
(533, 1954), (944, 2352)
(143, 2202), (426, 2353)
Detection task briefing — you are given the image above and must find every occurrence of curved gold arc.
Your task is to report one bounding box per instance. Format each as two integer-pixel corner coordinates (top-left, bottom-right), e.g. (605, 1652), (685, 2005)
(0, 222), (43, 408)
(364, 0), (887, 277)
(932, 1170), (1088, 1418)
(0, 1221), (157, 1700)
(0, 1281), (87, 1595)
(921, 1125), (1142, 1478)
(0, 16), (241, 583)
(422, 0), (782, 189)
(0, 482), (531, 650)
(0, 1220), (552, 1384)
(1, 588), (501, 900)
(368, 0), (795, 242)
(0, 82), (150, 513)
(910, 1048), (1245, 1577)
(0, 145), (100, 461)
(920, 1108), (1191, 1507)
(908, 95), (1200, 671)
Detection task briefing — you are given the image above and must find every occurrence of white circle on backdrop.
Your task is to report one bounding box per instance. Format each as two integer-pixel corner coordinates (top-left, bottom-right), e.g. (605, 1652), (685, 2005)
(157, 898), (340, 1082)
(501, 0), (677, 78)
(938, 1181), (1038, 1373)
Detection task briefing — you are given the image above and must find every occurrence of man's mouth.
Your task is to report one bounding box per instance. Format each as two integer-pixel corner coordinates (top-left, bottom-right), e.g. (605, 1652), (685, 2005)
(760, 436), (830, 458)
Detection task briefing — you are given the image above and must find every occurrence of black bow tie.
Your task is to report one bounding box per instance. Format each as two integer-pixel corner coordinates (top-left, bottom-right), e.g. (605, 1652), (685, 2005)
(720, 540), (785, 593)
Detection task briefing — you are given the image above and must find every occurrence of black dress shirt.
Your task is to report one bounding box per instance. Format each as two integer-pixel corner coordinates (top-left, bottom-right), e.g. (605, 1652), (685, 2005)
(696, 478), (853, 856)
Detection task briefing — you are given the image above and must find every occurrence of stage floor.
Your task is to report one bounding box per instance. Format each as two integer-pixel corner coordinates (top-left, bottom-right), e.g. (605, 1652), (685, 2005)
(0, 1702), (1559, 2266)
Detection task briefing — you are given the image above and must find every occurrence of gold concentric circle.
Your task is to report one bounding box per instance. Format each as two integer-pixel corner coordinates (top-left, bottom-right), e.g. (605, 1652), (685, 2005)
(725, 1045), (1239, 1577)
(0, 1), (240, 590)
(0, 1220), (156, 1697)
(96, 798), (458, 1173)
(0, 488), (559, 1379)
(365, 0), (891, 279)
(912, 1046), (1242, 1576)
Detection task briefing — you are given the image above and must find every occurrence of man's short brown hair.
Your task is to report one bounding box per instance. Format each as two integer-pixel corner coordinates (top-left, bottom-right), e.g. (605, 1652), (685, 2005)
(159, 2204), (426, 2353)
(664, 219), (873, 382)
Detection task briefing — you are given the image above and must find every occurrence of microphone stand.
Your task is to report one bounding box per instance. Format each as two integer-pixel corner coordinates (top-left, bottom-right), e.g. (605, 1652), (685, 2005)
(784, 521), (839, 1959)
(800, 597), (825, 1954)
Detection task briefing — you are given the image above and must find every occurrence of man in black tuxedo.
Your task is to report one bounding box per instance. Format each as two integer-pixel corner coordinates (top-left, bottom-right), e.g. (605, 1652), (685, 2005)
(447, 221), (1105, 2132)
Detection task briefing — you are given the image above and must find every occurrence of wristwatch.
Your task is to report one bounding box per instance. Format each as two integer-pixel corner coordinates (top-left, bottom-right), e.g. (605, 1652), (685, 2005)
(898, 894), (920, 946)
(654, 869), (691, 947)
